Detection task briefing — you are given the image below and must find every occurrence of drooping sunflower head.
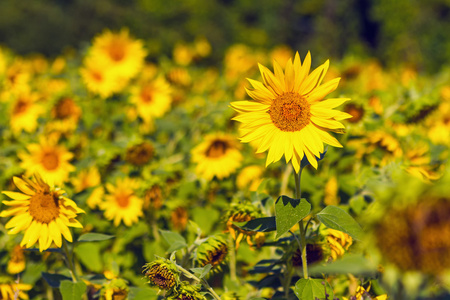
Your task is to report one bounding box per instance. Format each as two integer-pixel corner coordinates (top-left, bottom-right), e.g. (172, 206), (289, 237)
(291, 243), (327, 268)
(224, 202), (263, 248)
(196, 235), (229, 273)
(191, 133), (243, 181)
(143, 258), (180, 292)
(0, 174), (84, 252)
(231, 52), (351, 171)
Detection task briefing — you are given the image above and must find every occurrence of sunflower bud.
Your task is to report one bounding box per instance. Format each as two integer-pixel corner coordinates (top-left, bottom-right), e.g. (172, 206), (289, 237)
(167, 282), (206, 300)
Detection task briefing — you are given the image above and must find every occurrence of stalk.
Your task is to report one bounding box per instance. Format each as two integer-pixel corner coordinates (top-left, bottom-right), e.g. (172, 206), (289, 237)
(294, 166), (308, 279)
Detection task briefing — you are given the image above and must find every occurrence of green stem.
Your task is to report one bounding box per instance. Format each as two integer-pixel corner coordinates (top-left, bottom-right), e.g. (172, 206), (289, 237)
(62, 239), (77, 282)
(176, 264), (222, 300)
(228, 235), (237, 282)
(294, 166), (308, 279)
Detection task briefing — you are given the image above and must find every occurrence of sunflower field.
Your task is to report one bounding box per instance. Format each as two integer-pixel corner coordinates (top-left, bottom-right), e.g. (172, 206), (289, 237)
(1, 1), (450, 300)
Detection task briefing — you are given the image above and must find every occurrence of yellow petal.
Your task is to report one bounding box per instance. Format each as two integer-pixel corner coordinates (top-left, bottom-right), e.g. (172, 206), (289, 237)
(39, 223), (49, 251)
(310, 116), (345, 129)
(245, 88), (273, 104)
(294, 51), (311, 92)
(307, 78), (341, 103)
(13, 177), (35, 195)
(311, 125), (342, 148)
(230, 101), (270, 113)
(273, 59), (286, 89)
(49, 220), (62, 248)
(299, 60), (329, 96)
(56, 218), (73, 242)
(314, 98), (351, 109)
(2, 191), (31, 201)
(259, 63), (284, 95)
(284, 58), (295, 92)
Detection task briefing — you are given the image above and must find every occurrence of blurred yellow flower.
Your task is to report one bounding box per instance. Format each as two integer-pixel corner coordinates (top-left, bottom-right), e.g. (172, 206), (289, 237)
(231, 52), (351, 171)
(191, 133), (243, 180)
(90, 28), (146, 80)
(18, 135), (75, 186)
(7, 245), (26, 274)
(46, 97), (82, 133)
(9, 91), (44, 134)
(236, 165), (264, 191)
(72, 166), (101, 193)
(0, 174), (84, 252)
(101, 178), (143, 227)
(322, 227), (353, 261)
(80, 56), (126, 99)
(0, 280), (32, 300)
(129, 77), (172, 123)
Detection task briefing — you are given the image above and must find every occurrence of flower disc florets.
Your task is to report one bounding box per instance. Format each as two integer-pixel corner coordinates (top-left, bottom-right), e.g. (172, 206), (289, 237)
(143, 258), (180, 292)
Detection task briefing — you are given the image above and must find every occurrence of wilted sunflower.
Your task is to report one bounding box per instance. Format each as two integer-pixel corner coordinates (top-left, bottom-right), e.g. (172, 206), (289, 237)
(230, 52), (351, 171)
(0, 174), (84, 252)
(18, 135), (75, 186)
(100, 177), (143, 227)
(143, 258), (180, 292)
(191, 133), (243, 180)
(196, 235), (229, 273)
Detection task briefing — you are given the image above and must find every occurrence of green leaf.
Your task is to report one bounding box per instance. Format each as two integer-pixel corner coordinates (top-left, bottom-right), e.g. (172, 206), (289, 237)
(309, 254), (376, 275)
(316, 205), (363, 240)
(42, 272), (72, 288)
(128, 286), (158, 300)
(60, 280), (87, 300)
(294, 278), (334, 300)
(74, 242), (103, 272)
(191, 264), (212, 278)
(237, 217), (276, 232)
(160, 230), (187, 252)
(275, 196), (311, 239)
(77, 233), (114, 242)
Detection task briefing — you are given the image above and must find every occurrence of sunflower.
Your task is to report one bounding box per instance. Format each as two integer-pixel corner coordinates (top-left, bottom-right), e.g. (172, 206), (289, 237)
(46, 97), (82, 133)
(89, 28), (146, 80)
(129, 77), (172, 124)
(9, 90), (44, 134)
(0, 174), (84, 252)
(18, 135), (75, 186)
(191, 133), (243, 180)
(7, 245), (26, 274)
(230, 52), (351, 171)
(0, 279), (32, 300)
(100, 177), (143, 227)
(80, 56), (126, 99)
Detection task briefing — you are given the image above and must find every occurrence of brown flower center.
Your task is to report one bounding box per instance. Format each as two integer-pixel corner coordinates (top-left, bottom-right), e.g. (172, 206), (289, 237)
(115, 194), (131, 208)
(41, 151), (60, 171)
(13, 99), (30, 115)
(140, 86), (153, 103)
(269, 92), (311, 132)
(29, 191), (60, 223)
(125, 142), (154, 166)
(54, 98), (76, 119)
(206, 140), (228, 158)
(344, 103), (365, 123)
(107, 40), (126, 62)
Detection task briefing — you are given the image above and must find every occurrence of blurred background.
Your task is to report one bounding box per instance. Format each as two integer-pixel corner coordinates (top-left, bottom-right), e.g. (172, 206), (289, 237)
(1, 0), (450, 73)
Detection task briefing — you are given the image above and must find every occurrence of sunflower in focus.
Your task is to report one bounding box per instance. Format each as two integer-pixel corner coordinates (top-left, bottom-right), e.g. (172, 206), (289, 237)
(89, 28), (146, 80)
(191, 133), (243, 180)
(129, 77), (172, 123)
(100, 177), (143, 227)
(18, 135), (75, 186)
(0, 174), (84, 252)
(230, 52), (351, 171)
